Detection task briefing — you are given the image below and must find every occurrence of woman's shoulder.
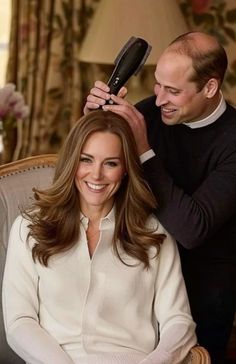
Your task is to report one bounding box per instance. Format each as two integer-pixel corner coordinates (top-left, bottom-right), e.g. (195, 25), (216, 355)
(10, 214), (31, 242)
(12, 214), (30, 228)
(146, 214), (167, 234)
(147, 214), (178, 253)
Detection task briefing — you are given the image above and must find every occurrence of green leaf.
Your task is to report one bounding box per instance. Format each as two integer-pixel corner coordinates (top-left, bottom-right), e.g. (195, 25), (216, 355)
(225, 72), (236, 87)
(50, 131), (61, 147)
(62, 107), (72, 120)
(47, 88), (63, 99)
(193, 13), (215, 26)
(211, 2), (226, 14)
(54, 15), (64, 30)
(179, 2), (190, 18)
(223, 26), (236, 40)
(231, 60), (236, 72)
(226, 9), (236, 23)
(217, 14), (224, 27)
(62, 1), (72, 19)
(214, 32), (228, 46)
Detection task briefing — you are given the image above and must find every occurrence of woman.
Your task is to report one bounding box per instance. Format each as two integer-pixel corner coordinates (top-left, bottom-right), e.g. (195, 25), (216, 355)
(2, 110), (197, 364)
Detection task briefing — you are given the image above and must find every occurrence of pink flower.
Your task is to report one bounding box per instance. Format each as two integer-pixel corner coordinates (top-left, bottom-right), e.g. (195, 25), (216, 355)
(191, 0), (212, 14)
(0, 83), (16, 118)
(8, 91), (30, 118)
(0, 83), (29, 121)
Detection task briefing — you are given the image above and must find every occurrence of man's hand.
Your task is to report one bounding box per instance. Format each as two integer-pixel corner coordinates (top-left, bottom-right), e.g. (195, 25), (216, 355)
(83, 81), (151, 156)
(103, 94), (150, 156)
(83, 81), (127, 115)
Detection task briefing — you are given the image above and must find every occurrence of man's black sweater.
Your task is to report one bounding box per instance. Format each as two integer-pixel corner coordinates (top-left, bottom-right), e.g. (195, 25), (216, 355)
(136, 96), (236, 266)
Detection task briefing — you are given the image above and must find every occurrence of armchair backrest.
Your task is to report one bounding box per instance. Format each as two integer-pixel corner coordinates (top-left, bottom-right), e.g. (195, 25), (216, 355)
(0, 154), (57, 363)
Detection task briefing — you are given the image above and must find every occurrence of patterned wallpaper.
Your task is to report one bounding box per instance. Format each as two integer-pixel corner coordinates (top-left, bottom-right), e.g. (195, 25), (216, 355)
(180, 0), (236, 106)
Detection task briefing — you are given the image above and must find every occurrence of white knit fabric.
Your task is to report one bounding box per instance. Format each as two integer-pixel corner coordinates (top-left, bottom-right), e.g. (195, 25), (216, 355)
(2, 209), (196, 364)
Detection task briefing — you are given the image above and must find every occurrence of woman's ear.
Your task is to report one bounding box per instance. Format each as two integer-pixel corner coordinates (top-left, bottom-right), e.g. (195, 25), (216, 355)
(204, 78), (219, 98)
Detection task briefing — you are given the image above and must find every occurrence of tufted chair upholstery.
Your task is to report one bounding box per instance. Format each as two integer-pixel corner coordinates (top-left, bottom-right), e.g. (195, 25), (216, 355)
(0, 154), (57, 364)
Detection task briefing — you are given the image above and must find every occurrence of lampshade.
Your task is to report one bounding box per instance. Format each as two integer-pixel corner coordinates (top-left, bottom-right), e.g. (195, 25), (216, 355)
(79, 0), (189, 65)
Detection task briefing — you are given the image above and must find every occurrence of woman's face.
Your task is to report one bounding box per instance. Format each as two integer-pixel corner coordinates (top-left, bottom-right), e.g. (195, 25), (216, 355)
(75, 131), (126, 216)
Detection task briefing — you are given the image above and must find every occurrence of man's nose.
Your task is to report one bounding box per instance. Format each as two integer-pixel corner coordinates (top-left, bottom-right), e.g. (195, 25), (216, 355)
(155, 88), (168, 106)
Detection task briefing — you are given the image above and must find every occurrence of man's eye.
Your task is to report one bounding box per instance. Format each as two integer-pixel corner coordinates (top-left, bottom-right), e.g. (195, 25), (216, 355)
(169, 89), (180, 95)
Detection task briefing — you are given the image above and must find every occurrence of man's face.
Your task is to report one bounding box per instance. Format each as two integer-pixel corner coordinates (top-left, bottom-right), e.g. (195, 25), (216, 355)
(154, 51), (210, 125)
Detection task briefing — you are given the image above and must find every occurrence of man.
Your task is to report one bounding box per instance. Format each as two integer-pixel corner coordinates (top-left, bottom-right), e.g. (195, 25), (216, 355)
(84, 31), (236, 364)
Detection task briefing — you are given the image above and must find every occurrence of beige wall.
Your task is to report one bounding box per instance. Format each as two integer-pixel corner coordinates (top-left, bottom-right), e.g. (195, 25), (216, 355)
(0, 2), (11, 87)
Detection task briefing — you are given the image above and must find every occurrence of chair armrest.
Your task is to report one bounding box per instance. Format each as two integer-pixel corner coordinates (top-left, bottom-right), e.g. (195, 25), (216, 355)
(186, 345), (211, 363)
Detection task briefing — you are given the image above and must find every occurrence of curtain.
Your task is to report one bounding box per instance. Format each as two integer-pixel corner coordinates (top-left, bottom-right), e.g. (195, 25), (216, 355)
(5, 0), (99, 162)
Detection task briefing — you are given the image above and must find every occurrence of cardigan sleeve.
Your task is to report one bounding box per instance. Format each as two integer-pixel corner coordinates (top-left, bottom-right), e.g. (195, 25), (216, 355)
(2, 215), (74, 364)
(139, 223), (197, 363)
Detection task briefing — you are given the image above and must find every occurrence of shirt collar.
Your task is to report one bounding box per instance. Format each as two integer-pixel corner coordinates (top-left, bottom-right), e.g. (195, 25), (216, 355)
(80, 206), (115, 231)
(183, 92), (226, 129)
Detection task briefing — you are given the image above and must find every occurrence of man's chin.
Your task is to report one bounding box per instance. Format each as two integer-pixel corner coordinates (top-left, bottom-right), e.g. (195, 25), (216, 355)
(161, 109), (179, 124)
(161, 114), (179, 125)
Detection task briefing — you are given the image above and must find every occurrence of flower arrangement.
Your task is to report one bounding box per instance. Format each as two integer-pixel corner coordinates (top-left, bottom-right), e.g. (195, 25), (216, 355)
(0, 83), (29, 125)
(190, 0), (212, 14)
(0, 83), (29, 157)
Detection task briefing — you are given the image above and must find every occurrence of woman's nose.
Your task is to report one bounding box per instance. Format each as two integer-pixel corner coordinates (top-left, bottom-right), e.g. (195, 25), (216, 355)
(91, 163), (103, 179)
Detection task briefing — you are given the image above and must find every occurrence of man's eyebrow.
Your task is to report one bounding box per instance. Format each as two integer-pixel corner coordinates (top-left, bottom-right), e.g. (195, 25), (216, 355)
(155, 80), (182, 91)
(167, 86), (182, 91)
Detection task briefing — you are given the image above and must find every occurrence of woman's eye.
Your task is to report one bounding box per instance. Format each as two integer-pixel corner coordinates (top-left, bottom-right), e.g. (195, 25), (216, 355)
(80, 157), (92, 163)
(106, 161), (118, 167)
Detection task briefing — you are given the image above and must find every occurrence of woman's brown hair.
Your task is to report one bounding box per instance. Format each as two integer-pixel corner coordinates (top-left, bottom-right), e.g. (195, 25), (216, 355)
(24, 110), (165, 267)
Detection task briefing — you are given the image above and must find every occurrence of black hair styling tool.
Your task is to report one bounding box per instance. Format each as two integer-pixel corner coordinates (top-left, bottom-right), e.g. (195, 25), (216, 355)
(106, 36), (152, 104)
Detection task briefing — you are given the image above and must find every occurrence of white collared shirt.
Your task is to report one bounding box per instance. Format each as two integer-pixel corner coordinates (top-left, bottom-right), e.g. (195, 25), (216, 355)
(183, 92), (226, 129)
(3, 210), (196, 364)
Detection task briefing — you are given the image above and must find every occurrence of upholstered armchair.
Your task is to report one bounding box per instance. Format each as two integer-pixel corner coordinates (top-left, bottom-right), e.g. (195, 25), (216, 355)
(0, 154), (57, 364)
(0, 154), (211, 364)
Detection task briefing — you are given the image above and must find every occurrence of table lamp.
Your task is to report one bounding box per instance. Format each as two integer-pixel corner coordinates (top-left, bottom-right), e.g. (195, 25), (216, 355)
(79, 0), (189, 102)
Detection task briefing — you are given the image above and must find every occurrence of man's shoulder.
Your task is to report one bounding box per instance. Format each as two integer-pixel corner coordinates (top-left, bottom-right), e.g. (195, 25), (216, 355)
(135, 95), (159, 114)
(224, 102), (236, 119)
(220, 102), (236, 131)
(135, 96), (162, 130)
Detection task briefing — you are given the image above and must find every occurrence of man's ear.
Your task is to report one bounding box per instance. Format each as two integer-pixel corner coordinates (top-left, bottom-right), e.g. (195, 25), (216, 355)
(204, 78), (219, 98)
